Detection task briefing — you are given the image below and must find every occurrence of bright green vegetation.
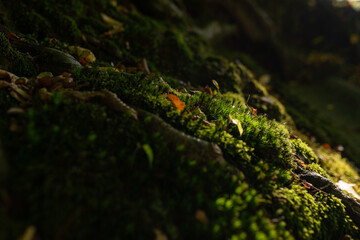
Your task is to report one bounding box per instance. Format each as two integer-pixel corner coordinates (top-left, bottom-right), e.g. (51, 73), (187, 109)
(1, 0), (360, 239)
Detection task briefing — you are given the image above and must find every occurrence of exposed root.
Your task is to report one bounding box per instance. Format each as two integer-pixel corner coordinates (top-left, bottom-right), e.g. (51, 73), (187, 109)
(294, 167), (360, 226)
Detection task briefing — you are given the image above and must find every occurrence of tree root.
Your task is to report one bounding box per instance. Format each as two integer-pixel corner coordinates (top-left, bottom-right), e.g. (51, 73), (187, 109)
(62, 88), (238, 173)
(294, 167), (360, 226)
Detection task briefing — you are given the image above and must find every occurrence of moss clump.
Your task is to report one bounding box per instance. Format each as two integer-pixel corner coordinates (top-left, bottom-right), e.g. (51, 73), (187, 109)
(306, 163), (331, 179)
(0, 95), (292, 239)
(0, 33), (36, 76)
(291, 138), (318, 164)
(275, 184), (359, 239)
(316, 147), (360, 184)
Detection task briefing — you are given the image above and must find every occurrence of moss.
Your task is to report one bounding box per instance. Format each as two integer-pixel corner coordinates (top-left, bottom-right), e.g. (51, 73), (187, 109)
(306, 163), (331, 179)
(291, 138), (318, 164)
(21, 10), (52, 37)
(219, 92), (246, 107)
(1, 0), (360, 238)
(317, 148), (360, 184)
(0, 95), (290, 239)
(275, 184), (359, 239)
(0, 33), (36, 76)
(56, 15), (82, 41)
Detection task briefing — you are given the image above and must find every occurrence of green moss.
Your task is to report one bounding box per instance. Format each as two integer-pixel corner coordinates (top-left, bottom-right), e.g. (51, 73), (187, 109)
(306, 163), (331, 179)
(275, 184), (359, 239)
(0, 33), (36, 76)
(0, 95), (290, 239)
(1, 0), (359, 238)
(21, 10), (52, 37)
(291, 138), (318, 164)
(56, 15), (82, 41)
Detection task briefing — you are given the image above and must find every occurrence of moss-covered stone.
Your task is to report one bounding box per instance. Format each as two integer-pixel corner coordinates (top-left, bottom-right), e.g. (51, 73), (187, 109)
(0, 33), (36, 76)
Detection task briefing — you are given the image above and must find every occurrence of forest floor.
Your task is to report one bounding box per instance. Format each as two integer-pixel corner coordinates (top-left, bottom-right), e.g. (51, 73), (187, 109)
(1, 0), (360, 239)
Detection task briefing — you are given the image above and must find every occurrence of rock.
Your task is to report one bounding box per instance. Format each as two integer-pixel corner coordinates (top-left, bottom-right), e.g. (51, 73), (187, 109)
(11, 40), (82, 75)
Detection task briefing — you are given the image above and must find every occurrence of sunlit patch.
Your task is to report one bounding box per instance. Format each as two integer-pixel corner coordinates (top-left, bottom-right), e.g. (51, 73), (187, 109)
(333, 0), (360, 10)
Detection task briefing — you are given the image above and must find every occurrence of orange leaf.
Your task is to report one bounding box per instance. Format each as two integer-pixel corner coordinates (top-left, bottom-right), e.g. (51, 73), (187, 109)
(78, 57), (88, 66)
(251, 107), (257, 116)
(167, 94), (185, 111)
(295, 158), (307, 168)
(6, 32), (19, 40)
(322, 143), (331, 149)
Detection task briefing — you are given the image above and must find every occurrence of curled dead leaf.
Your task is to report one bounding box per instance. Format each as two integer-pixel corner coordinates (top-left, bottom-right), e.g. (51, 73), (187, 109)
(167, 94), (186, 111)
(68, 46), (96, 63)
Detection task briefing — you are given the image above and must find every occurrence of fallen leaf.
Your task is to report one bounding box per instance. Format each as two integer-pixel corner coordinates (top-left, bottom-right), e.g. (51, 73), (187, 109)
(100, 13), (123, 26)
(212, 80), (220, 93)
(229, 114), (243, 136)
(18, 225), (36, 240)
(78, 57), (88, 66)
(195, 209), (209, 223)
(290, 133), (299, 139)
(251, 107), (257, 116)
(153, 229), (168, 240)
(98, 67), (121, 72)
(61, 72), (71, 77)
(6, 32), (19, 40)
(100, 26), (124, 38)
(49, 38), (57, 44)
(167, 94), (186, 111)
(139, 58), (151, 74)
(295, 157), (307, 168)
(322, 143), (331, 149)
(336, 180), (360, 200)
(68, 46), (96, 63)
